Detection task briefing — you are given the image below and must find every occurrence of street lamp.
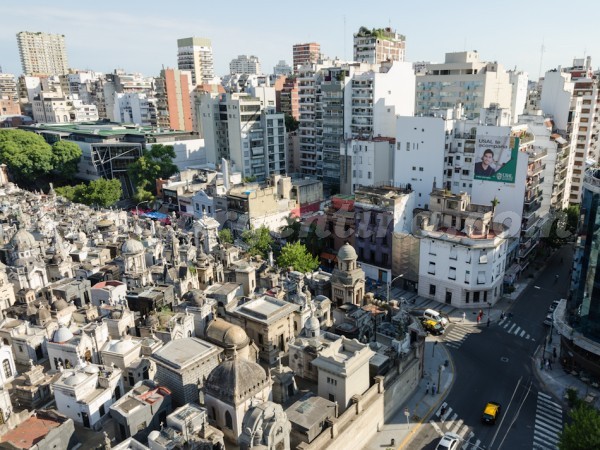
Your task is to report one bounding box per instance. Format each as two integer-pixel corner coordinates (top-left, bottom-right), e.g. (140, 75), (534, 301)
(387, 273), (405, 301)
(135, 200), (150, 217)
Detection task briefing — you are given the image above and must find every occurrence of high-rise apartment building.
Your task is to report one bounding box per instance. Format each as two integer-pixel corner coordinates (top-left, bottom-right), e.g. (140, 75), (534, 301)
(292, 43), (320, 72)
(16, 31), (69, 76)
(539, 68), (585, 203)
(415, 51), (515, 119)
(298, 60), (415, 190)
(155, 68), (193, 131)
(198, 91), (286, 181)
(353, 27), (405, 64)
(177, 37), (214, 86)
(273, 60), (292, 76)
(229, 55), (262, 75)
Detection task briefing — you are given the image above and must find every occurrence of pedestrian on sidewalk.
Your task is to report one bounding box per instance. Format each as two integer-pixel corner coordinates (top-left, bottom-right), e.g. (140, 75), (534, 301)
(500, 311), (505, 320)
(426, 382), (430, 395)
(540, 358), (545, 370)
(486, 318), (490, 327)
(477, 315), (481, 324)
(545, 359), (550, 370)
(432, 383), (436, 396)
(462, 312), (466, 323)
(548, 359), (553, 370)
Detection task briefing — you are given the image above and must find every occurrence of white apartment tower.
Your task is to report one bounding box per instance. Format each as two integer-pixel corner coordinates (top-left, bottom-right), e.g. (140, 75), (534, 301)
(415, 51), (514, 119)
(177, 37), (214, 86)
(353, 27), (406, 64)
(17, 31), (69, 76)
(539, 67), (585, 203)
(229, 55), (262, 75)
(198, 91), (286, 180)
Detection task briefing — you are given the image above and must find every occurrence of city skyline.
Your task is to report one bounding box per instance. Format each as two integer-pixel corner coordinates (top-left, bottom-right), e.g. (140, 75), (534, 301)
(1, 1), (599, 79)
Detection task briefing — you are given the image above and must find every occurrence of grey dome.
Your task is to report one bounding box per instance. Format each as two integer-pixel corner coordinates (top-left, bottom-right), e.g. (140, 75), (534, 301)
(63, 371), (88, 386)
(206, 318), (249, 348)
(337, 242), (357, 261)
(305, 315), (320, 333)
(52, 326), (74, 343)
(10, 228), (37, 251)
(52, 298), (69, 311)
(121, 238), (144, 255)
(37, 305), (51, 320)
(205, 358), (269, 403)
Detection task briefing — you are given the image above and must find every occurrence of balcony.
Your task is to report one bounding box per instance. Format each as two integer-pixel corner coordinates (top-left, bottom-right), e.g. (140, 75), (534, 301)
(523, 201), (541, 219)
(527, 163), (545, 177)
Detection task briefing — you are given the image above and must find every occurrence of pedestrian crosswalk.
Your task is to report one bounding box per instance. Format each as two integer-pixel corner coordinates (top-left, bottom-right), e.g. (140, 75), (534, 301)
(533, 392), (563, 450)
(443, 324), (476, 349)
(497, 317), (536, 341)
(430, 402), (481, 450)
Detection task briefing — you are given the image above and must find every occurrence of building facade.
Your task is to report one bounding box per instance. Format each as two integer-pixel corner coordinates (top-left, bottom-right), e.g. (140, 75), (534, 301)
(177, 37), (214, 86)
(230, 55), (262, 75)
(17, 31), (69, 76)
(292, 43), (320, 73)
(353, 27), (405, 64)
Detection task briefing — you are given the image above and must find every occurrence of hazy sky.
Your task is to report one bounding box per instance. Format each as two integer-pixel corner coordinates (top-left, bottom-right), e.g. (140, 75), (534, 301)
(2, 1), (599, 80)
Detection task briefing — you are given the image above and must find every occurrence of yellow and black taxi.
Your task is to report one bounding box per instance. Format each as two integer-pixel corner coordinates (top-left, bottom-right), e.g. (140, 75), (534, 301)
(481, 401), (501, 424)
(421, 318), (445, 336)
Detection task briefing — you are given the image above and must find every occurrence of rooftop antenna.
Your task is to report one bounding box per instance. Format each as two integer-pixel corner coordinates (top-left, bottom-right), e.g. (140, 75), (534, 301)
(538, 40), (546, 80)
(343, 15), (347, 61)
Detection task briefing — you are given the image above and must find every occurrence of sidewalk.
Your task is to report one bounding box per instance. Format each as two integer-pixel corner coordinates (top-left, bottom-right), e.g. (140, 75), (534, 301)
(364, 340), (454, 450)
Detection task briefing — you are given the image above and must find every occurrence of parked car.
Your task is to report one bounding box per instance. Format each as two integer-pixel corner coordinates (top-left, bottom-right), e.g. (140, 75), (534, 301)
(549, 299), (560, 312)
(423, 308), (449, 326)
(421, 318), (445, 335)
(543, 313), (553, 326)
(435, 432), (461, 450)
(482, 401), (501, 424)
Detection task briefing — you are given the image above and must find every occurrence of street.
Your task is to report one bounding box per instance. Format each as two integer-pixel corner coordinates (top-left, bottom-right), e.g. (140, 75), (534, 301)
(409, 245), (571, 450)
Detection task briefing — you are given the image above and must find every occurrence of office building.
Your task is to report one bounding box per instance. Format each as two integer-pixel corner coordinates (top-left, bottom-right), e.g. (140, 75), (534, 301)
(353, 27), (405, 64)
(274, 60), (292, 76)
(17, 31), (69, 76)
(560, 168), (600, 379)
(177, 37), (214, 86)
(293, 43), (320, 72)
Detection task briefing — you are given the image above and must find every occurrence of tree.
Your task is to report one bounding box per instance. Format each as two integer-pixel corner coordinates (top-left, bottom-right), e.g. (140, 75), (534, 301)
(284, 113), (299, 132)
(128, 144), (178, 194)
(277, 241), (319, 273)
(280, 217), (301, 242)
(565, 205), (580, 235)
(242, 226), (273, 257)
(56, 178), (122, 208)
(51, 141), (82, 180)
(132, 185), (155, 204)
(559, 402), (600, 450)
(219, 228), (233, 244)
(0, 129), (54, 184)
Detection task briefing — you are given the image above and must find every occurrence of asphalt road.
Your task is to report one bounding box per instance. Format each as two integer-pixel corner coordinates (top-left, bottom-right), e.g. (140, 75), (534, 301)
(412, 245), (572, 450)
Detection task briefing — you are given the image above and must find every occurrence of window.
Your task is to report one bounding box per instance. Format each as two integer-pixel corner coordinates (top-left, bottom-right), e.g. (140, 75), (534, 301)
(465, 270), (470, 284)
(429, 242), (436, 256)
(225, 411), (233, 429)
(448, 267), (456, 280)
(473, 291), (480, 302)
(449, 246), (457, 260)
(429, 284), (436, 296)
(477, 271), (486, 284)
(2, 360), (11, 379)
(466, 292), (470, 303)
(479, 250), (488, 264)
(428, 262), (436, 275)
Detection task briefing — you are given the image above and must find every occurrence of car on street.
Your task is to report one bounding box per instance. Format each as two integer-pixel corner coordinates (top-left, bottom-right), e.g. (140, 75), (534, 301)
(482, 401), (501, 424)
(435, 432), (461, 450)
(421, 318), (445, 335)
(543, 313), (553, 326)
(549, 299), (560, 312)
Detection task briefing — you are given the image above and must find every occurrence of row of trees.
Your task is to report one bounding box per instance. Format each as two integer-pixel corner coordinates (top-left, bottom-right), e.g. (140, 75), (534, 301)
(0, 129), (182, 209)
(0, 129), (82, 185)
(221, 224), (320, 274)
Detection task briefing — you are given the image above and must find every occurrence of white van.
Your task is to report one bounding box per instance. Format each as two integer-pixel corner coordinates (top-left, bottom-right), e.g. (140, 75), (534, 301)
(423, 309), (448, 326)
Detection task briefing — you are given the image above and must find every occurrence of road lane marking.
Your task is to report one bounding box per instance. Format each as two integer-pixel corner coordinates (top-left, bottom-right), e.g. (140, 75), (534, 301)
(508, 323), (516, 333)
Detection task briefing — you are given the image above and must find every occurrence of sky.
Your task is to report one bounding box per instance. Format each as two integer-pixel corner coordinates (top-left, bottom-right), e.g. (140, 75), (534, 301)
(1, 1), (599, 80)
